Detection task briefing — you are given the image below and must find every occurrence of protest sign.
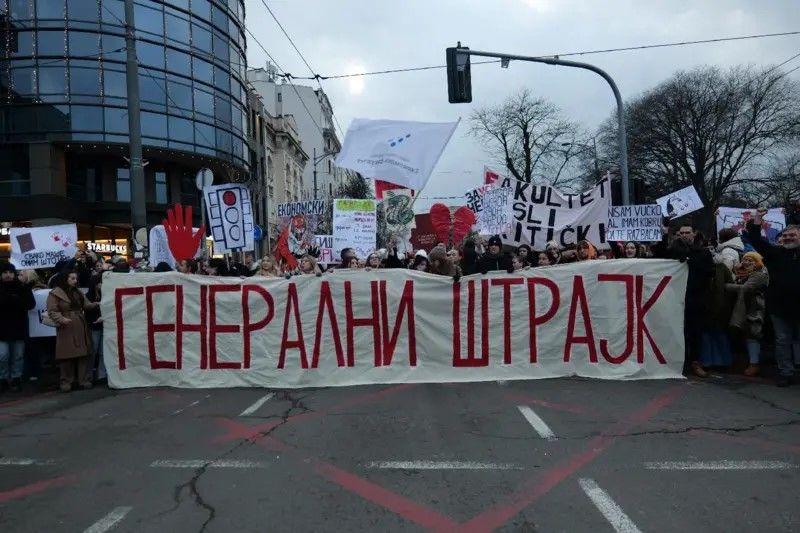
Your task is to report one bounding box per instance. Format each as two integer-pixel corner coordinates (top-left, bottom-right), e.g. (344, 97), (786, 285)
(203, 184), (254, 252)
(495, 176), (610, 249)
(335, 118), (459, 190)
(149, 225), (202, 269)
(333, 199), (377, 259)
(484, 166), (502, 185)
(716, 207), (786, 244)
(315, 235), (335, 266)
(10, 224), (77, 269)
(28, 289), (56, 338)
(102, 259), (687, 389)
(606, 204), (664, 242)
(410, 213), (438, 252)
(656, 185), (704, 219)
(464, 183), (494, 213)
(476, 187), (513, 235)
(275, 200), (325, 259)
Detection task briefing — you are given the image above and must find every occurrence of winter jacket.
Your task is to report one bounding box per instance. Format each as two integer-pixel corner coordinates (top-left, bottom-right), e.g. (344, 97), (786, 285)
(47, 287), (97, 360)
(0, 279), (35, 341)
(652, 235), (714, 318)
(747, 221), (800, 319)
(477, 252), (512, 273)
(726, 269), (768, 339)
(714, 237), (745, 272)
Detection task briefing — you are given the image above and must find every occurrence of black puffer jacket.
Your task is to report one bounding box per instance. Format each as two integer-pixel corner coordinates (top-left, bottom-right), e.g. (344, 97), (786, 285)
(0, 279), (35, 341)
(652, 235), (714, 318)
(477, 252), (512, 274)
(747, 221), (800, 319)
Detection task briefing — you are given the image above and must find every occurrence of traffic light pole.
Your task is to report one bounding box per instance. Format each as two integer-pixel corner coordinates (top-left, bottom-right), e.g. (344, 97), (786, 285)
(459, 49), (631, 205)
(124, 0), (148, 252)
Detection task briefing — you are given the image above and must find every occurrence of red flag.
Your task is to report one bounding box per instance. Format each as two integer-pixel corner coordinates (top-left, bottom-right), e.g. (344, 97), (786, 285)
(484, 166), (501, 185)
(375, 179), (414, 200)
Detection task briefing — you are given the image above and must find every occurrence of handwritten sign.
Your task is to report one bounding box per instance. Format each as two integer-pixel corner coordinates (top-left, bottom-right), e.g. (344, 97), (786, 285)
(606, 204), (663, 242)
(10, 224), (77, 269)
(315, 234), (335, 266)
(477, 186), (513, 235)
(333, 198), (377, 259)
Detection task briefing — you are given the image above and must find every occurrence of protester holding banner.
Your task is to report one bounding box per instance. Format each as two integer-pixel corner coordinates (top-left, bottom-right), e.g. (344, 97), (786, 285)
(747, 211), (800, 387)
(576, 240), (598, 261)
(46, 271), (98, 392)
(478, 236), (512, 273)
(256, 256), (280, 277)
(176, 259), (198, 274)
(86, 274), (105, 383)
(726, 252), (769, 376)
(411, 253), (429, 272)
(0, 262), (36, 393)
(459, 239), (480, 275)
(516, 245), (533, 266)
(536, 252), (552, 266)
(699, 261), (735, 370)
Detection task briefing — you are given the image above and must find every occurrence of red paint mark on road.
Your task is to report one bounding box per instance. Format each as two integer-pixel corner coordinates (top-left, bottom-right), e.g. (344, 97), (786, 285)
(458, 385), (685, 532)
(504, 393), (596, 415)
(313, 461), (460, 530)
(0, 475), (73, 503)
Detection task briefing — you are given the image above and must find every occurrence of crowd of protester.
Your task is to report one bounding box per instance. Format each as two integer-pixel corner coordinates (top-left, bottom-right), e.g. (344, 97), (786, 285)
(1, 206), (799, 394)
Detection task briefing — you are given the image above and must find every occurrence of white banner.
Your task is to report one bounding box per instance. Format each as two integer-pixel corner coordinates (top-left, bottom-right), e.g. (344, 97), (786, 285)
(149, 225), (202, 269)
(10, 224), (77, 269)
(606, 204), (664, 242)
(656, 185), (704, 219)
(716, 207), (786, 244)
(476, 186), (513, 235)
(333, 199), (377, 260)
(495, 176), (611, 249)
(203, 184), (254, 252)
(335, 118), (459, 190)
(28, 289), (56, 338)
(101, 260), (688, 389)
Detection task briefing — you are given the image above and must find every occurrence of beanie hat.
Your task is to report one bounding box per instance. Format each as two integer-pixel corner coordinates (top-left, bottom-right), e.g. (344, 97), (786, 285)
(488, 235), (503, 248)
(0, 261), (16, 274)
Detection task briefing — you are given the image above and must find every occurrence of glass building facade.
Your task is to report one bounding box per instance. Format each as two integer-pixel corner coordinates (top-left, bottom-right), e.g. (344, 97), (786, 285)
(0, 0), (249, 178)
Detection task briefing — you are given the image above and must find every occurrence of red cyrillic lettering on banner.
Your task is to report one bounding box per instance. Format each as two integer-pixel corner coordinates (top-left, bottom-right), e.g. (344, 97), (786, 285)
(481, 279), (490, 362)
(563, 275), (597, 363)
(597, 274), (635, 364)
(208, 284), (242, 369)
(527, 278), (559, 363)
(312, 281), (345, 368)
(278, 283), (308, 369)
(380, 279), (417, 367)
(451, 282), (462, 365)
(178, 285), (207, 369)
(636, 275), (671, 364)
(344, 280), (382, 367)
(145, 285), (178, 369)
(491, 278), (524, 364)
(454, 280), (489, 367)
(114, 287), (144, 370)
(242, 285), (274, 369)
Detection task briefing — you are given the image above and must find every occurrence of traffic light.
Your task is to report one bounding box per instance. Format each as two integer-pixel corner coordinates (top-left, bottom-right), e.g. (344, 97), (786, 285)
(446, 43), (472, 103)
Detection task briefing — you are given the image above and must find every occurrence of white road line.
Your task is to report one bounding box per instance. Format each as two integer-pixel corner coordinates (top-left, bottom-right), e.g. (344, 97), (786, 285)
(0, 457), (56, 466)
(150, 459), (268, 468)
(239, 392), (275, 416)
(83, 506), (133, 533)
(579, 479), (641, 533)
(644, 460), (798, 470)
(517, 405), (557, 440)
(366, 460), (523, 470)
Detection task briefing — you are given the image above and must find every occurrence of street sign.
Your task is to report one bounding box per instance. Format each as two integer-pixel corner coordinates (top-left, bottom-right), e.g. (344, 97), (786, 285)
(195, 168), (213, 190)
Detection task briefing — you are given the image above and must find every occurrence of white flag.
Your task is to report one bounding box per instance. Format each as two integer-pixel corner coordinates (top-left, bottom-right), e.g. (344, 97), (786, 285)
(335, 118), (459, 190)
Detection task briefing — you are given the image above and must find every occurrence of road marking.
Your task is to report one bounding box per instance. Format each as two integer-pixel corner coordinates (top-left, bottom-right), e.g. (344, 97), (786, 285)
(0, 457), (56, 466)
(239, 392), (275, 416)
(496, 380), (508, 386)
(83, 506), (132, 533)
(366, 460), (523, 470)
(579, 478), (641, 533)
(150, 459), (268, 468)
(644, 460), (798, 470)
(517, 405), (557, 440)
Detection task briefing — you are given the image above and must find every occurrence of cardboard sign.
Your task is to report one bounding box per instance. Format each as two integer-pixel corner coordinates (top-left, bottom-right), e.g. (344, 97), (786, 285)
(656, 185), (704, 219)
(101, 260), (688, 389)
(716, 207), (786, 244)
(315, 235), (335, 266)
(10, 224), (78, 269)
(606, 204), (664, 242)
(333, 199), (377, 259)
(276, 200), (326, 258)
(496, 177), (611, 250)
(203, 184), (254, 252)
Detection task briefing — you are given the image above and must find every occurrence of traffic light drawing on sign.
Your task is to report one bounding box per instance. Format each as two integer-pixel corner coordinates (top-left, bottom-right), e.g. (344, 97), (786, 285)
(203, 184), (254, 252)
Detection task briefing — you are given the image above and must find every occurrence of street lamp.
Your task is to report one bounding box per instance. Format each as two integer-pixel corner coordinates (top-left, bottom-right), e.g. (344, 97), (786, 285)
(312, 148), (338, 200)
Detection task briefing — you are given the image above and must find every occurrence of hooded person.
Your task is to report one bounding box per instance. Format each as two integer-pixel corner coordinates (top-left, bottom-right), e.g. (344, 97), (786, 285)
(0, 262), (35, 392)
(478, 235), (512, 273)
(714, 227), (745, 272)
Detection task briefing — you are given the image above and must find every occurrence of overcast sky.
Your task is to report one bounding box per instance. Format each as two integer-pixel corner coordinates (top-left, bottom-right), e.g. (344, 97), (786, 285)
(244, 0), (800, 210)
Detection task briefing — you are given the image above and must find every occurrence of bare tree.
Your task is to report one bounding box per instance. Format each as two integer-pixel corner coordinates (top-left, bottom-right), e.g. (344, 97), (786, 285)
(469, 89), (587, 188)
(599, 65), (800, 226)
(739, 153), (800, 207)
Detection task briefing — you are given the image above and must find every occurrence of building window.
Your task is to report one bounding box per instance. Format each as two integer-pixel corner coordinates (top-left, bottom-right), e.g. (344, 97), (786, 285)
(155, 171), (168, 204)
(0, 145), (31, 196)
(116, 168), (130, 202)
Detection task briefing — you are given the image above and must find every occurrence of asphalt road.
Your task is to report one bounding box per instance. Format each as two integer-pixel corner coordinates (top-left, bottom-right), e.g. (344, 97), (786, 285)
(1, 374), (799, 532)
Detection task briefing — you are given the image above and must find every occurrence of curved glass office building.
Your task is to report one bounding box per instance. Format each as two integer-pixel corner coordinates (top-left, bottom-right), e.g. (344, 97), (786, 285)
(0, 0), (249, 255)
